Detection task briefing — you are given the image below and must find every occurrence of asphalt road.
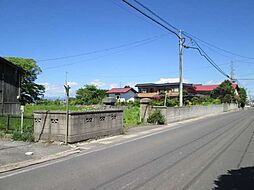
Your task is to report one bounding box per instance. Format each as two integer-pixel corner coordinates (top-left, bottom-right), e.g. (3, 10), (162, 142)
(1, 109), (254, 190)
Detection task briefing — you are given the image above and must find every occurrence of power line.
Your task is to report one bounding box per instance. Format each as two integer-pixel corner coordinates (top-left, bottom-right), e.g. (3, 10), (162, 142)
(132, 0), (179, 32)
(122, 0), (231, 80)
(188, 40), (230, 79)
(37, 34), (167, 62)
(109, 0), (159, 27)
(122, 0), (180, 38)
(43, 35), (165, 70)
(130, 0), (253, 75)
(237, 78), (254, 81)
(65, 62), (230, 79)
(184, 44), (230, 79)
(183, 31), (254, 60)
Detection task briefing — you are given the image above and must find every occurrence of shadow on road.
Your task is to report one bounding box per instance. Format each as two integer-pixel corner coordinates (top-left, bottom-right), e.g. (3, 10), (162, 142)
(213, 166), (254, 190)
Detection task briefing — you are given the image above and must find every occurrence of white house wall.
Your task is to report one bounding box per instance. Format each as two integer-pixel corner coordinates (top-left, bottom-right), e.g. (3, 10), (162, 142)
(108, 91), (137, 101)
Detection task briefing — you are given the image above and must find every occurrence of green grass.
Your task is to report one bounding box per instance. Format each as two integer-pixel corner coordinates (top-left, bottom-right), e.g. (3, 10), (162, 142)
(0, 104), (96, 136)
(0, 104), (142, 141)
(123, 106), (140, 128)
(0, 115), (33, 133)
(24, 104), (95, 117)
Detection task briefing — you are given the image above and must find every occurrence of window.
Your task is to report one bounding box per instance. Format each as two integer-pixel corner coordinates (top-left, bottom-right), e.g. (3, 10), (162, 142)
(173, 88), (179, 92)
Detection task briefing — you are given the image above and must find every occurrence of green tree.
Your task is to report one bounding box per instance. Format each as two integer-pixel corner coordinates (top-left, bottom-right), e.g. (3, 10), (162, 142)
(6, 57), (45, 103)
(238, 87), (247, 108)
(75, 85), (106, 105)
(211, 80), (236, 103)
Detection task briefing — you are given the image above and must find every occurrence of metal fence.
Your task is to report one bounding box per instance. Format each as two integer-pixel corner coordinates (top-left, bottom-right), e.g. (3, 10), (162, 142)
(0, 115), (34, 133)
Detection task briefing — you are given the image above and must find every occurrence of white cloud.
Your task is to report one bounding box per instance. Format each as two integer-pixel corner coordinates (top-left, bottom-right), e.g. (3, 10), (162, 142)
(109, 83), (118, 89)
(67, 81), (78, 87)
(90, 79), (106, 88)
(108, 82), (137, 89)
(40, 81), (79, 98)
(204, 80), (222, 85)
(124, 82), (137, 88)
(156, 78), (188, 83)
(40, 83), (65, 97)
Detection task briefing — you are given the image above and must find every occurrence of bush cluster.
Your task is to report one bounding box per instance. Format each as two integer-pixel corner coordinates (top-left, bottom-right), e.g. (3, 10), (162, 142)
(147, 110), (165, 125)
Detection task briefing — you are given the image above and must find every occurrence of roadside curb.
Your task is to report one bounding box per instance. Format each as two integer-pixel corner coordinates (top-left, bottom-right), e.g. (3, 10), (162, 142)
(0, 149), (80, 174)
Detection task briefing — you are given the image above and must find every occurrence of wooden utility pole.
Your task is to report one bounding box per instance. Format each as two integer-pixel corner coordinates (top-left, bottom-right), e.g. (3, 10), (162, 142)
(179, 30), (183, 107)
(230, 61), (236, 83)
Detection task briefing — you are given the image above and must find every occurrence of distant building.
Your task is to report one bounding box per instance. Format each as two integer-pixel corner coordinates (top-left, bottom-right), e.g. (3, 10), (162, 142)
(193, 84), (239, 96)
(0, 57), (23, 115)
(106, 87), (137, 102)
(135, 82), (195, 99)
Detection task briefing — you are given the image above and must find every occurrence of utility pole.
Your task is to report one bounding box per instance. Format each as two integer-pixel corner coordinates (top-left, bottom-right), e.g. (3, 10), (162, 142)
(179, 30), (183, 107)
(64, 72), (70, 144)
(230, 61), (236, 83)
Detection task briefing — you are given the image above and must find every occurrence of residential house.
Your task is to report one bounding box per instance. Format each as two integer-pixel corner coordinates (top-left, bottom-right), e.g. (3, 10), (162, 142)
(135, 82), (195, 99)
(0, 57), (23, 115)
(193, 84), (239, 96)
(106, 87), (137, 102)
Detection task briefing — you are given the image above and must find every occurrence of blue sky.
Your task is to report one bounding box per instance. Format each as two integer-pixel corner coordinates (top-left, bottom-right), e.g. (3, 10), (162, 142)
(1, 0), (254, 98)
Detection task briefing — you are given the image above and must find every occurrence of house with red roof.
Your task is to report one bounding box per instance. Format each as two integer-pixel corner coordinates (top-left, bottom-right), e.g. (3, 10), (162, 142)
(106, 87), (137, 102)
(193, 83), (239, 95)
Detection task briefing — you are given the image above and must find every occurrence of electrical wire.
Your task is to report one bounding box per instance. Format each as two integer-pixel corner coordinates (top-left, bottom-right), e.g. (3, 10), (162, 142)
(132, 0), (180, 32)
(237, 78), (254, 81)
(123, 0), (233, 85)
(122, 0), (180, 38)
(43, 35), (164, 70)
(184, 43), (230, 79)
(37, 34), (167, 62)
(122, 0), (231, 80)
(183, 31), (254, 60)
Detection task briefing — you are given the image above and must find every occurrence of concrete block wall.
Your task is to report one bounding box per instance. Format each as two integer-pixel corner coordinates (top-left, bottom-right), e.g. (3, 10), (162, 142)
(140, 102), (238, 124)
(34, 109), (123, 143)
(164, 105), (224, 123)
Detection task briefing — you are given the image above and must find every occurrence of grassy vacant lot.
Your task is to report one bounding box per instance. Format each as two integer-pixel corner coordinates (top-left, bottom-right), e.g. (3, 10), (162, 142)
(0, 104), (95, 135)
(123, 106), (140, 128)
(24, 104), (94, 117)
(0, 104), (140, 135)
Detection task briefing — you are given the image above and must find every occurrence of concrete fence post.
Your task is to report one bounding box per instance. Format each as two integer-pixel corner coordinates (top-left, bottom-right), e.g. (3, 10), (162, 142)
(140, 98), (152, 123)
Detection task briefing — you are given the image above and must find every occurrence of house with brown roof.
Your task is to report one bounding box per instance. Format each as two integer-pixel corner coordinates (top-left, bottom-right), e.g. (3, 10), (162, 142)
(106, 87), (137, 102)
(135, 82), (196, 99)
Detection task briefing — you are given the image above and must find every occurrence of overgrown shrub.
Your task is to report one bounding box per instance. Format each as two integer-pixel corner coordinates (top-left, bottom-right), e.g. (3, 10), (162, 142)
(12, 131), (34, 142)
(147, 110), (165, 125)
(166, 98), (179, 107)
